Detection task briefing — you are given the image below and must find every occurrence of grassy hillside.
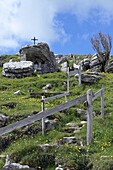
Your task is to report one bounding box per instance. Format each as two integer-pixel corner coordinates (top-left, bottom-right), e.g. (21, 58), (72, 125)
(0, 58), (113, 169)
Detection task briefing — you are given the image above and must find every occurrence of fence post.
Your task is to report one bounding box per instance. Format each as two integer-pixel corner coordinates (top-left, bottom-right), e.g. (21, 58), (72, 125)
(78, 65), (81, 86)
(101, 89), (104, 117)
(67, 67), (70, 93)
(87, 89), (93, 144)
(41, 96), (45, 135)
(73, 55), (76, 64)
(65, 93), (68, 102)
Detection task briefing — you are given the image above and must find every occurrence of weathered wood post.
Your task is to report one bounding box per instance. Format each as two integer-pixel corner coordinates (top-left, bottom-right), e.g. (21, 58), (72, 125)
(41, 96), (45, 135)
(101, 89), (104, 117)
(78, 65), (81, 86)
(87, 89), (93, 144)
(65, 93), (68, 102)
(73, 55), (76, 64)
(67, 67), (70, 93)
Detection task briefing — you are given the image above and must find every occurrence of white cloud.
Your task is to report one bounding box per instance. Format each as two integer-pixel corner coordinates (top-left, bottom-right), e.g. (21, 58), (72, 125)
(0, 0), (113, 53)
(82, 33), (89, 40)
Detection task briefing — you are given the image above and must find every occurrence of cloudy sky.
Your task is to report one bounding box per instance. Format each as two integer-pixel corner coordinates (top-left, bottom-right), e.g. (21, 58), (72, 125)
(0, 0), (113, 55)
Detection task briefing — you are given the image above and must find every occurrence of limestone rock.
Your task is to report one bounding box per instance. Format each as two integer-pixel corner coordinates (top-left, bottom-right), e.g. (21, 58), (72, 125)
(19, 42), (58, 74)
(2, 61), (34, 78)
(14, 90), (22, 95)
(90, 54), (103, 72)
(0, 114), (8, 127)
(75, 72), (103, 83)
(60, 62), (67, 72)
(81, 121), (87, 125)
(40, 143), (56, 151)
(80, 58), (90, 70)
(55, 165), (63, 170)
(62, 137), (76, 144)
(42, 83), (52, 90)
(105, 59), (113, 73)
(2, 155), (36, 170)
(65, 123), (81, 133)
(2, 163), (30, 170)
(45, 118), (58, 130)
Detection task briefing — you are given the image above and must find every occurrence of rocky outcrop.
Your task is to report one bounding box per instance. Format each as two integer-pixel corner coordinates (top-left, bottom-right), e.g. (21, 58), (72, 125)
(75, 72), (103, 83)
(0, 114), (8, 128)
(2, 163), (34, 170)
(2, 155), (36, 170)
(60, 62), (67, 72)
(80, 58), (90, 71)
(105, 59), (113, 73)
(90, 53), (107, 72)
(19, 42), (58, 74)
(2, 61), (34, 78)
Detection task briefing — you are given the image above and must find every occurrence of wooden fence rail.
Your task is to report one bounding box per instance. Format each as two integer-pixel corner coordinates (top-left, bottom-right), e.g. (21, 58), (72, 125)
(0, 94), (87, 136)
(0, 88), (105, 145)
(41, 92), (69, 135)
(44, 92), (69, 102)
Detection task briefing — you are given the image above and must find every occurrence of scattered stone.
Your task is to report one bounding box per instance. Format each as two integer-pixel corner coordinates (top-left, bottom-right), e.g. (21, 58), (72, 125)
(2, 155), (36, 170)
(79, 141), (84, 147)
(62, 137), (76, 144)
(65, 122), (81, 133)
(40, 143), (56, 151)
(45, 118), (58, 130)
(0, 114), (8, 127)
(55, 165), (63, 170)
(81, 121), (87, 125)
(64, 126), (80, 133)
(40, 143), (51, 151)
(42, 83), (52, 90)
(66, 122), (77, 127)
(14, 90), (22, 95)
(100, 155), (109, 158)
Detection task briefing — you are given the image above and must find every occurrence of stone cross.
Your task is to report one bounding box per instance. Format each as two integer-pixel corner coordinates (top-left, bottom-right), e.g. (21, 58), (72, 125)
(31, 37), (38, 45)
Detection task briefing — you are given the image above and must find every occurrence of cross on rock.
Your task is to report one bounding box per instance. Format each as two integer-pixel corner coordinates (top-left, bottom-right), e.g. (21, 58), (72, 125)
(31, 37), (38, 45)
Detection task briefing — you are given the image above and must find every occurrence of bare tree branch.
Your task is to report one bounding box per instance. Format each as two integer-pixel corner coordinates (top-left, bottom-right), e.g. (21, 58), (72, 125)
(90, 32), (112, 72)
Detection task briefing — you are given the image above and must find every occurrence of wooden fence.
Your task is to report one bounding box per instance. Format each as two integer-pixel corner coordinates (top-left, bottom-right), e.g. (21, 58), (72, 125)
(41, 92), (69, 135)
(0, 88), (104, 144)
(67, 66), (81, 93)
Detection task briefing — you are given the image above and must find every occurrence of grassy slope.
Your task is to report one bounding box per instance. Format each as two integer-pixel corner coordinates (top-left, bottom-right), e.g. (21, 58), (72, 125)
(0, 63), (113, 169)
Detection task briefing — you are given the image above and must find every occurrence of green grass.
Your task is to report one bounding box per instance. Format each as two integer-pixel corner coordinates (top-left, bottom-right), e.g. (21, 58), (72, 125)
(1, 63), (113, 169)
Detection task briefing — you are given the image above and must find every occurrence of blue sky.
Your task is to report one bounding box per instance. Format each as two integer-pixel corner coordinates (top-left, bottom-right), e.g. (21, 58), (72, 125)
(0, 0), (113, 55)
